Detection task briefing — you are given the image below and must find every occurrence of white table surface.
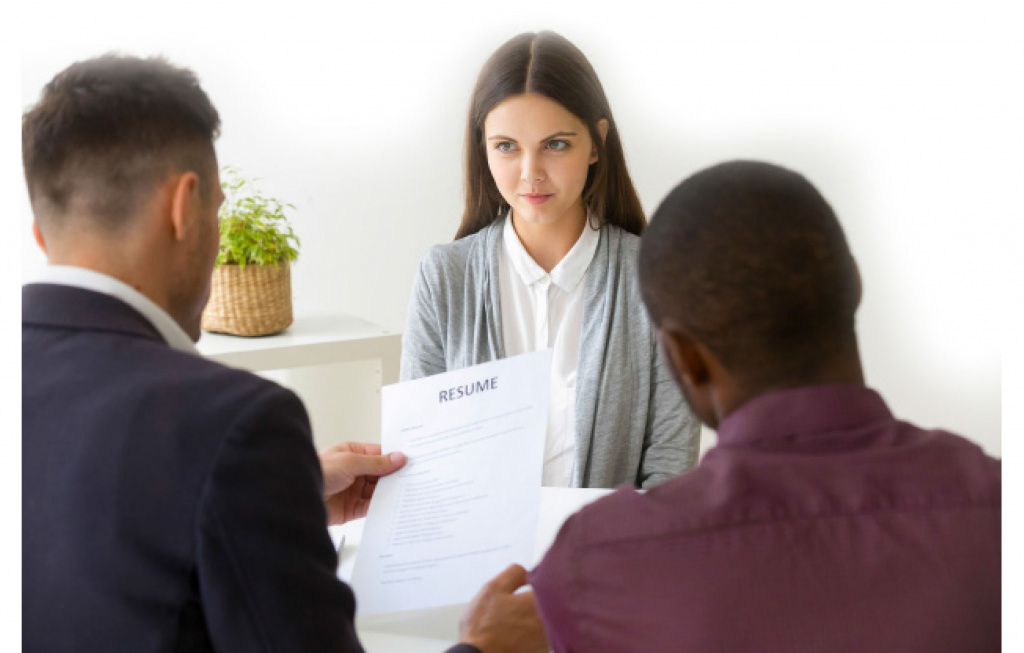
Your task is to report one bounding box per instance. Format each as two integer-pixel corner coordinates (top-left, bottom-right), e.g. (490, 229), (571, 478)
(329, 487), (616, 651)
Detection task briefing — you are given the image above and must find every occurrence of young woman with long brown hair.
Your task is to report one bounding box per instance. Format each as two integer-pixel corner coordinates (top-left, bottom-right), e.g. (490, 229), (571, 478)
(400, 31), (700, 489)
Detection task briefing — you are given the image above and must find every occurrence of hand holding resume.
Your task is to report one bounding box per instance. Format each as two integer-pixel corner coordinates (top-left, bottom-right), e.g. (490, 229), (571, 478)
(350, 350), (551, 615)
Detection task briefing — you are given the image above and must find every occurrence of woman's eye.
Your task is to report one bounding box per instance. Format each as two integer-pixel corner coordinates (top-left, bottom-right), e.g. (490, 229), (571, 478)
(546, 139), (570, 151)
(494, 141), (517, 153)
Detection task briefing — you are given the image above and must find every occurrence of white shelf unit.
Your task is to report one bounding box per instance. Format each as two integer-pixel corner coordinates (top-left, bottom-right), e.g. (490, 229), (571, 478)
(197, 312), (401, 382)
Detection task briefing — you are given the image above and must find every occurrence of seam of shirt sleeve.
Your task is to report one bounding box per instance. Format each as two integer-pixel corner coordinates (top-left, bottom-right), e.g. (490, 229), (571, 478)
(566, 521), (593, 653)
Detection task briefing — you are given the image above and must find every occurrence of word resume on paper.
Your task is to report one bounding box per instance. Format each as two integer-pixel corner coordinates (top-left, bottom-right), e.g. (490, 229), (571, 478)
(350, 350), (551, 615)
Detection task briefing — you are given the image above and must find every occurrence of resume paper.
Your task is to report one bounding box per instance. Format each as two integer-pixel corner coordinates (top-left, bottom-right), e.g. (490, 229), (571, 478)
(350, 350), (551, 615)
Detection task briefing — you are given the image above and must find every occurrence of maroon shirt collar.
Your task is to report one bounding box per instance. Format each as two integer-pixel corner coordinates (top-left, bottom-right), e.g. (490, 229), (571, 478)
(715, 384), (894, 447)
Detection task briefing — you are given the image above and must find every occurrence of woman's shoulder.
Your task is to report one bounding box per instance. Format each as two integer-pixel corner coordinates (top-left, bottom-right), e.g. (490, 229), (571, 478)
(608, 222), (642, 240)
(599, 223), (643, 264)
(416, 222), (500, 281)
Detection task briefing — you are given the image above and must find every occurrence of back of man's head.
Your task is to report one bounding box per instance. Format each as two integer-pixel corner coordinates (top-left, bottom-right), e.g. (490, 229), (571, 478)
(22, 54), (221, 238)
(639, 160), (861, 388)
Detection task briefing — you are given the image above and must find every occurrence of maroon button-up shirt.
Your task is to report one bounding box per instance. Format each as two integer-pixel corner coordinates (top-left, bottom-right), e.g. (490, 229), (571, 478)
(530, 385), (1001, 652)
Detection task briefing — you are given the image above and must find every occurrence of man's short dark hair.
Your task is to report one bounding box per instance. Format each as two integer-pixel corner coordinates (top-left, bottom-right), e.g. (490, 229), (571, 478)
(22, 54), (221, 231)
(640, 160), (860, 385)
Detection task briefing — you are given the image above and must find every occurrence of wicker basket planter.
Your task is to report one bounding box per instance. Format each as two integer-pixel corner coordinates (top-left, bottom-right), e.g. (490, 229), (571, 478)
(201, 261), (293, 336)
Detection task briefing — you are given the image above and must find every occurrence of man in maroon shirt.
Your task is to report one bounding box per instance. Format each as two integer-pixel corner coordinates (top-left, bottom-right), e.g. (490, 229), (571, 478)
(529, 161), (1001, 652)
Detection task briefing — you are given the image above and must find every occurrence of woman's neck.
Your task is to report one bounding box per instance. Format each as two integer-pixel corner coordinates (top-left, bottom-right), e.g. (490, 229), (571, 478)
(510, 204), (587, 273)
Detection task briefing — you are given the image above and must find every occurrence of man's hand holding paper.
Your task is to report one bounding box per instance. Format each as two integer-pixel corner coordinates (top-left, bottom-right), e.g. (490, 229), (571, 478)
(350, 350), (551, 616)
(319, 442), (409, 525)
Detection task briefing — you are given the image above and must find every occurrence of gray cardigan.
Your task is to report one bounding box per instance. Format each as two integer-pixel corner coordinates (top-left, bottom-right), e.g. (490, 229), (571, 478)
(400, 219), (700, 488)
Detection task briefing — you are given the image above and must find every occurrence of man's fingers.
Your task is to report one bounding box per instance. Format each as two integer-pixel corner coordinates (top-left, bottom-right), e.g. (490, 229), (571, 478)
(498, 589), (537, 616)
(358, 443), (383, 456)
(336, 451), (407, 480)
(484, 564), (529, 594)
(360, 476), (379, 500)
(346, 496), (371, 521)
(321, 441), (382, 457)
(505, 589), (536, 605)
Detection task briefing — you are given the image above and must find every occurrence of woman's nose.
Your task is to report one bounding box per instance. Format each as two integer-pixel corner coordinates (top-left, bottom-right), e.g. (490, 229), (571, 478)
(520, 152), (545, 183)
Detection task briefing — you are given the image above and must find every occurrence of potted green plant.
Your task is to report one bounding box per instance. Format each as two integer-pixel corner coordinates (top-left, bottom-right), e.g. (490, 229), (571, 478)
(201, 168), (300, 336)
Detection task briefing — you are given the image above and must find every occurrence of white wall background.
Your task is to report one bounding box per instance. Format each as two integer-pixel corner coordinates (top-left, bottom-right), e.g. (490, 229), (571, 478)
(18, 0), (1019, 458)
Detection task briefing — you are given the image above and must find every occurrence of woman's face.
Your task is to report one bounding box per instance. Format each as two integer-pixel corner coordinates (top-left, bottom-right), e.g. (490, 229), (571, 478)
(483, 93), (598, 229)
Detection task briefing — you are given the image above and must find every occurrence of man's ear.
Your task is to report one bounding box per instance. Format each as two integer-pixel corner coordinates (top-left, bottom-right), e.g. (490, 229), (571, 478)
(168, 172), (201, 242)
(32, 221), (47, 255)
(660, 327), (710, 390)
(658, 325), (726, 428)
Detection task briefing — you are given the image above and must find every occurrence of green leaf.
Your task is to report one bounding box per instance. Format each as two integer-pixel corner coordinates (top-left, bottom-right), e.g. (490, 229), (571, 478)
(215, 167), (301, 269)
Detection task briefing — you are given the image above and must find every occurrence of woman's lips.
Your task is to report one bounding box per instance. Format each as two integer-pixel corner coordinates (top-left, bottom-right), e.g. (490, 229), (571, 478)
(520, 193), (553, 205)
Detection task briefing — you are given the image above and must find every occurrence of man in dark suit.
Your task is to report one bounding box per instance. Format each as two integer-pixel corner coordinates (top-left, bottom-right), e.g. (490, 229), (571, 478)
(22, 55), (546, 653)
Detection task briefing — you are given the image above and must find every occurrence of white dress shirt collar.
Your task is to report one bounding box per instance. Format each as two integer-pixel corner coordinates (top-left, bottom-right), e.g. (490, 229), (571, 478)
(35, 264), (199, 355)
(502, 213), (600, 293)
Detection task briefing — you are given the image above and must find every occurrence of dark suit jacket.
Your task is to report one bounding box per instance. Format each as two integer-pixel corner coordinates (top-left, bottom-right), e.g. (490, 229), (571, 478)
(22, 283), (363, 652)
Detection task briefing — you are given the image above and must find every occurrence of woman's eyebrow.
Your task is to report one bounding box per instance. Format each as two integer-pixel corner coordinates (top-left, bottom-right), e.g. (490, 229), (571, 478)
(486, 131), (579, 141)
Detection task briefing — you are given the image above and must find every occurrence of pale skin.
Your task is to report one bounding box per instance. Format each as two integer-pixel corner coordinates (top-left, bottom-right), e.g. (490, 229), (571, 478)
(484, 92), (609, 272)
(36, 159), (544, 651)
(319, 442), (407, 524)
(33, 168), (224, 341)
(458, 564), (549, 652)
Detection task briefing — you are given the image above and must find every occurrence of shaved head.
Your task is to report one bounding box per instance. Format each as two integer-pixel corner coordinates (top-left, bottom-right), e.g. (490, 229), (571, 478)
(640, 161), (861, 387)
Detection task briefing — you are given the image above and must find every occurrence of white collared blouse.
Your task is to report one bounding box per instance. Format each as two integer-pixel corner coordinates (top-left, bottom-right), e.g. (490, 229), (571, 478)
(497, 215), (601, 487)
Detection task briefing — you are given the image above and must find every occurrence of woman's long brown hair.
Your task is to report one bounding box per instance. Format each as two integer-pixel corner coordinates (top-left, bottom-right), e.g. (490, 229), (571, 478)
(456, 31), (646, 240)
